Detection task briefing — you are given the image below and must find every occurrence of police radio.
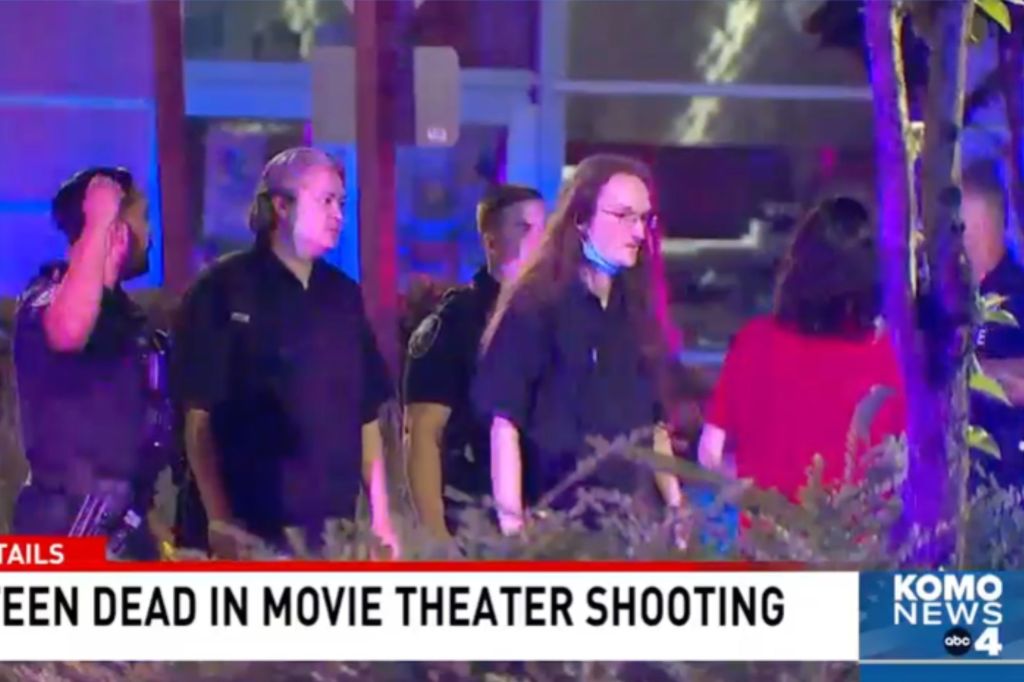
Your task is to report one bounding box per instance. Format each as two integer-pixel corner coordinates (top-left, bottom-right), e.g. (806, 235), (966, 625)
(142, 329), (174, 470)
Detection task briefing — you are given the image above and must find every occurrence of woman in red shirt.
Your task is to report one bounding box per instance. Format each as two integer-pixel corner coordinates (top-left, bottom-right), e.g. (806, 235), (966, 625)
(698, 196), (907, 501)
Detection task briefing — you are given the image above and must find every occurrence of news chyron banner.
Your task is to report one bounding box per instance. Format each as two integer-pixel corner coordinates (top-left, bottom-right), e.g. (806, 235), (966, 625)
(2, 535), (1024, 676)
(0, 538), (854, 661)
(859, 571), (1024, 681)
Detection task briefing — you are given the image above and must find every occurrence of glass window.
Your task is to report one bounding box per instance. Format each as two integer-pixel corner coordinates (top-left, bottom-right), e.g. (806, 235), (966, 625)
(185, 0), (537, 68)
(185, 118), (307, 265)
(397, 125), (506, 291)
(568, 0), (866, 87)
(566, 94), (873, 149)
(184, 0), (338, 62)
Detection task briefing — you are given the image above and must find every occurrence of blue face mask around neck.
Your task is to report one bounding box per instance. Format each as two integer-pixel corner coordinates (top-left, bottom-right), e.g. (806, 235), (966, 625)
(581, 237), (621, 276)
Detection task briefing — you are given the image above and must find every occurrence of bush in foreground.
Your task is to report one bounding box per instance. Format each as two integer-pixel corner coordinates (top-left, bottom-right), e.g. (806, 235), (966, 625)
(3, 409), (1021, 680)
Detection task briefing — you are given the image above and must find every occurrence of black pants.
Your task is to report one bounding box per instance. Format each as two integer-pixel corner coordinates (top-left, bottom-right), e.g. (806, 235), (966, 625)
(173, 474), (209, 551)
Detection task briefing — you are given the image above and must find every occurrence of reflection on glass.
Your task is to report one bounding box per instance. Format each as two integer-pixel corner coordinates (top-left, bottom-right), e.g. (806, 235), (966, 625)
(568, 0), (866, 87)
(567, 95), (873, 148)
(183, 0), (535, 68)
(184, 0), (349, 62)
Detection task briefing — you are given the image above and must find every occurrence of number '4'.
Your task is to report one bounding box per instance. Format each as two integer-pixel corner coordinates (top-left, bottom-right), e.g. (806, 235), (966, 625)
(975, 627), (1003, 657)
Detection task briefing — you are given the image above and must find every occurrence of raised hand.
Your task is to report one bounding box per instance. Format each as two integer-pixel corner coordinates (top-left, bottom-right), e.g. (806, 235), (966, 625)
(82, 174), (124, 234)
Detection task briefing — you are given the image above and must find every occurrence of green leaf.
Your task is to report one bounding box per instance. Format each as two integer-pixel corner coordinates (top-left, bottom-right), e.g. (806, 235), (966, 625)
(981, 292), (1010, 312)
(977, 0), (1013, 32)
(968, 425), (1002, 459)
(970, 365), (1013, 405)
(985, 307), (1019, 326)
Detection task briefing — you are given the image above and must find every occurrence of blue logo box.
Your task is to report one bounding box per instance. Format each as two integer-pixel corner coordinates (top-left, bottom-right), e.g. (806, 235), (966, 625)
(860, 571), (1024, 661)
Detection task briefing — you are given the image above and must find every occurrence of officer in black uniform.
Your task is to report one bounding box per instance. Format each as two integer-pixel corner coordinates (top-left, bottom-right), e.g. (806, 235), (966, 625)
(171, 147), (399, 558)
(11, 167), (165, 559)
(962, 159), (1024, 489)
(404, 184), (545, 538)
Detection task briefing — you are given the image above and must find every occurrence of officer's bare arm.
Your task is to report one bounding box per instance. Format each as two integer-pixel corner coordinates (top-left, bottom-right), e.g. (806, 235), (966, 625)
(653, 423), (684, 508)
(44, 177), (119, 352)
(362, 419), (399, 553)
(405, 402), (453, 538)
(490, 415), (524, 534)
(182, 408), (232, 523)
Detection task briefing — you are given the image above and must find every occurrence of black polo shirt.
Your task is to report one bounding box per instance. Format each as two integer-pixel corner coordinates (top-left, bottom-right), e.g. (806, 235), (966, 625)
(471, 275), (662, 509)
(13, 262), (149, 491)
(403, 268), (500, 509)
(974, 253), (1024, 487)
(171, 245), (393, 542)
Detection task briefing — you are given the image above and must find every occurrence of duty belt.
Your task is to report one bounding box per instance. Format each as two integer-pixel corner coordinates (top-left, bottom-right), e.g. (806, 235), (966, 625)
(67, 478), (144, 558)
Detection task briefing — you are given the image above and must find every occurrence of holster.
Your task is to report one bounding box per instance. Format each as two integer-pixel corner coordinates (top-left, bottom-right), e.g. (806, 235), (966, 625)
(30, 451), (155, 552)
(64, 478), (144, 558)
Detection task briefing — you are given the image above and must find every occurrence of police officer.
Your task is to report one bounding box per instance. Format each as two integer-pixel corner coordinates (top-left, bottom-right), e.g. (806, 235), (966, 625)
(404, 184), (545, 538)
(11, 167), (164, 559)
(962, 159), (1024, 488)
(473, 154), (685, 535)
(171, 147), (399, 558)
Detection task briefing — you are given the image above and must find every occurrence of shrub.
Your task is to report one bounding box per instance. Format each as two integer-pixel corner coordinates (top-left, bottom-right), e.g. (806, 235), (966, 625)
(3, 394), (1020, 680)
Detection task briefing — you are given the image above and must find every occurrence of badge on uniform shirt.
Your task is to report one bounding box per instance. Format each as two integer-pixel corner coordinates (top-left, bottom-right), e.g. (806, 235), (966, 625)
(19, 262), (65, 312)
(26, 283), (57, 310)
(409, 313), (442, 359)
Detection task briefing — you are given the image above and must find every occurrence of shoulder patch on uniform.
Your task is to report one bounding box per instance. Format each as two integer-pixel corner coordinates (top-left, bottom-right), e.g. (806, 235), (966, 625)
(29, 284), (55, 307)
(18, 271), (62, 313)
(409, 313), (443, 359)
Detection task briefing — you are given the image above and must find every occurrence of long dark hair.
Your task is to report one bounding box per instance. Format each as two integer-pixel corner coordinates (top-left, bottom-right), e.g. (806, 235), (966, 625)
(482, 154), (678, 363)
(774, 196), (881, 338)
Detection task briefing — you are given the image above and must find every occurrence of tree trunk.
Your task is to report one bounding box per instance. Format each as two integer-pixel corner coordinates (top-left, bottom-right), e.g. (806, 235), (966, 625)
(865, 0), (934, 544)
(867, 0), (974, 564)
(918, 0), (974, 564)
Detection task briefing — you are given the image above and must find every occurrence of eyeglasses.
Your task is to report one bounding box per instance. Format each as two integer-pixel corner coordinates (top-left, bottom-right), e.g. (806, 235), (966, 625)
(598, 207), (658, 231)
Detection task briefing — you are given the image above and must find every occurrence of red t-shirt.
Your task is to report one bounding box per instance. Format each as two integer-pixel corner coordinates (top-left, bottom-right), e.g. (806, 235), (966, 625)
(706, 316), (907, 501)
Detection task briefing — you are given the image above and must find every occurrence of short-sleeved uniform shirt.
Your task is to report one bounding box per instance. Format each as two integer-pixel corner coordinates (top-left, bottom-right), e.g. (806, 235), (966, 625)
(471, 275), (663, 510)
(706, 316), (907, 501)
(170, 245), (393, 543)
(973, 253), (1024, 487)
(13, 262), (150, 497)
(403, 268), (500, 516)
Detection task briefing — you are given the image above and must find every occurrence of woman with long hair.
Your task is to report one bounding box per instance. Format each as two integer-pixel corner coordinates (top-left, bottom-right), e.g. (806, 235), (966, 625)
(698, 196), (907, 500)
(472, 154), (684, 534)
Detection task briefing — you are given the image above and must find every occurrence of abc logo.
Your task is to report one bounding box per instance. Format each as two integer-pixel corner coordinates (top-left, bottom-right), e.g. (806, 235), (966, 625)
(944, 627), (973, 656)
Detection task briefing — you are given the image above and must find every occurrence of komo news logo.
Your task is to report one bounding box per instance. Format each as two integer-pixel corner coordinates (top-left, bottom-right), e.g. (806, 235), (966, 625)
(893, 573), (1004, 657)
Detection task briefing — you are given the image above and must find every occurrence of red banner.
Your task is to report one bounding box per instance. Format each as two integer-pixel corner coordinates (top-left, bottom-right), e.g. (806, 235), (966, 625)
(0, 537), (106, 569)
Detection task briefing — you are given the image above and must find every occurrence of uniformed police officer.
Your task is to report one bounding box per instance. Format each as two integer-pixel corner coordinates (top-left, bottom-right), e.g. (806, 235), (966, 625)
(11, 167), (164, 559)
(404, 184), (545, 539)
(171, 147), (399, 558)
(962, 159), (1024, 488)
(473, 154), (685, 535)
